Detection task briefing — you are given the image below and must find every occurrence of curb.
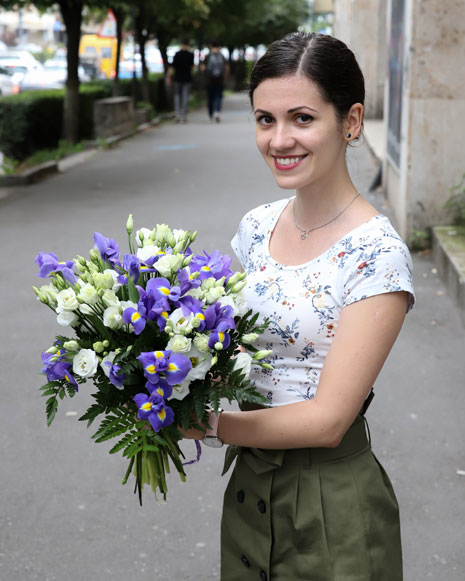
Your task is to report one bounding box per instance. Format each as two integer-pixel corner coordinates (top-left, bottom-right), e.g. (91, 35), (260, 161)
(432, 226), (465, 328)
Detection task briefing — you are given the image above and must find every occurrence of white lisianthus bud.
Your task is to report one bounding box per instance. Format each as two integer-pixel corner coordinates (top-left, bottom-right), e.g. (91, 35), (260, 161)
(56, 310), (79, 327)
(260, 363), (274, 370)
(39, 284), (58, 307)
(63, 340), (80, 352)
(56, 288), (79, 311)
(154, 254), (184, 277)
(103, 306), (124, 329)
(93, 341), (105, 353)
(103, 340), (110, 348)
(45, 346), (58, 354)
(126, 214), (134, 235)
(211, 355), (218, 366)
(193, 333), (210, 353)
(231, 280), (247, 294)
(204, 286), (225, 304)
(226, 272), (242, 288)
(79, 303), (94, 315)
(33, 287), (48, 304)
(166, 335), (192, 353)
(182, 254), (194, 267)
(233, 352), (253, 378)
(92, 272), (114, 291)
(73, 349), (99, 378)
(241, 333), (259, 344)
(173, 242), (185, 254)
(201, 278), (215, 291)
(101, 289), (120, 308)
(253, 350), (273, 360)
(78, 283), (99, 306)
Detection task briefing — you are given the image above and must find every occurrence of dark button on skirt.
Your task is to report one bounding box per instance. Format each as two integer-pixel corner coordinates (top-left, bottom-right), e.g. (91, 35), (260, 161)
(220, 416), (402, 580)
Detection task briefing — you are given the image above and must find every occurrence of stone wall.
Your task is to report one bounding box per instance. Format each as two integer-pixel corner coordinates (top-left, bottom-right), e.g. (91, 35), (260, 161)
(93, 97), (135, 140)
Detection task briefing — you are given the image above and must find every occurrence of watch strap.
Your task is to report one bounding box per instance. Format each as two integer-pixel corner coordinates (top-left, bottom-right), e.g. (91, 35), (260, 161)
(205, 410), (222, 438)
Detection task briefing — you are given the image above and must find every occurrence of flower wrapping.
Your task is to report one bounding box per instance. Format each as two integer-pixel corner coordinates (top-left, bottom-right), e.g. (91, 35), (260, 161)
(34, 217), (271, 503)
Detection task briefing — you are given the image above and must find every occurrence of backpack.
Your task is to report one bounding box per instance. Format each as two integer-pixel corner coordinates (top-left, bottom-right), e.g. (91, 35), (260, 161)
(206, 52), (224, 78)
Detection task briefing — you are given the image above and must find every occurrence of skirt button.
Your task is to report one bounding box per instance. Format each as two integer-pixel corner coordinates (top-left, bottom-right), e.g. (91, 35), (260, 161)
(237, 489), (245, 503)
(259, 570), (267, 581)
(241, 555), (250, 567)
(257, 499), (266, 514)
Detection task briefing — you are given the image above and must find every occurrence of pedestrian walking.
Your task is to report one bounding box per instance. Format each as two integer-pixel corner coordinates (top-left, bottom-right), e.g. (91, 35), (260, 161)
(203, 40), (228, 122)
(169, 38), (195, 123)
(181, 31), (415, 581)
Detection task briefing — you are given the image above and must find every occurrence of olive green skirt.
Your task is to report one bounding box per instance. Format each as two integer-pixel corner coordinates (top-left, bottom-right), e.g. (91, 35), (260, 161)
(220, 416), (402, 581)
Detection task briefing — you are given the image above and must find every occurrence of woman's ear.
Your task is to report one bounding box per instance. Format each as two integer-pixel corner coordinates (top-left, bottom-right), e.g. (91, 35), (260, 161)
(344, 103), (364, 141)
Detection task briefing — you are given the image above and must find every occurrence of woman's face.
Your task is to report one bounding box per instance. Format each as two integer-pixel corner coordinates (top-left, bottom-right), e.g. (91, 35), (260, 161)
(253, 75), (347, 192)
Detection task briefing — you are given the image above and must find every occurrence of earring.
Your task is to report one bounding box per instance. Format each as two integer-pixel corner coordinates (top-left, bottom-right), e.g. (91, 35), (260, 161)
(346, 132), (352, 139)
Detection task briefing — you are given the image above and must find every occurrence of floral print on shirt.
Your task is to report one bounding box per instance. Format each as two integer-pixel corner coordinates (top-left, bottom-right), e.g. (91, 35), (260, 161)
(231, 198), (415, 407)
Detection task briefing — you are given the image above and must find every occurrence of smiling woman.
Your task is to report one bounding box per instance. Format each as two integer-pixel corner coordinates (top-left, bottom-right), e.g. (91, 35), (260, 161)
(182, 32), (414, 581)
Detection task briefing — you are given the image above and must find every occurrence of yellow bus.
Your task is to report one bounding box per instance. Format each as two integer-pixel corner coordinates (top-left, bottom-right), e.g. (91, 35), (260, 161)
(79, 34), (117, 79)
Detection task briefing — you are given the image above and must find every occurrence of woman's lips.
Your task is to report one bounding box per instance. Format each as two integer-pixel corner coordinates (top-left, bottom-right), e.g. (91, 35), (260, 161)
(273, 155), (307, 171)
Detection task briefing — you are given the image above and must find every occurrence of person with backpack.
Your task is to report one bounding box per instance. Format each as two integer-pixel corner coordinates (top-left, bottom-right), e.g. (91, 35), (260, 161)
(203, 40), (228, 122)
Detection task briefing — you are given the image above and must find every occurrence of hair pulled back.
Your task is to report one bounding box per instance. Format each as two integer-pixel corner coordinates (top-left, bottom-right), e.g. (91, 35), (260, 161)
(249, 32), (365, 124)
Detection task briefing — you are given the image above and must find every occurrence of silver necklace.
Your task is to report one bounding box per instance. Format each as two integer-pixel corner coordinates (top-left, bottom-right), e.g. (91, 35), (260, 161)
(293, 192), (361, 240)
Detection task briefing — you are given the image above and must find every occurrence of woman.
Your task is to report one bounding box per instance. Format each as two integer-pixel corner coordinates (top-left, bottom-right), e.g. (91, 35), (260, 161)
(183, 32), (414, 580)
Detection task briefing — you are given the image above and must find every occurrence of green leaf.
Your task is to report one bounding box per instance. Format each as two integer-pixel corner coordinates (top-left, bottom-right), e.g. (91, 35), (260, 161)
(127, 276), (139, 303)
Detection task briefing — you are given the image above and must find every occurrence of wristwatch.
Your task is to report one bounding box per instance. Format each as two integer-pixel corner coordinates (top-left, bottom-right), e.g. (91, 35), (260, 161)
(203, 408), (224, 448)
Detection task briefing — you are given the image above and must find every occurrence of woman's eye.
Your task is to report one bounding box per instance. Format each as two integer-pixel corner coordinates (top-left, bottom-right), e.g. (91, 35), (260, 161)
(295, 114), (313, 124)
(257, 115), (274, 126)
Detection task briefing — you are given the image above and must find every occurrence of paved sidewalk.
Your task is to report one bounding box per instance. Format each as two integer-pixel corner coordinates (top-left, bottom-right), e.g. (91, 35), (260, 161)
(0, 93), (464, 580)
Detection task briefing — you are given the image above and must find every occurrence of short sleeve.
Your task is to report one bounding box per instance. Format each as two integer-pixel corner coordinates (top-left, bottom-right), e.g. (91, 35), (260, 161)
(231, 215), (248, 269)
(342, 236), (415, 312)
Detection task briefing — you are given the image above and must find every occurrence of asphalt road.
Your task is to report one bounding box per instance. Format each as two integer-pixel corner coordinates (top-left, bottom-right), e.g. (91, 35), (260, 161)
(1, 93), (464, 580)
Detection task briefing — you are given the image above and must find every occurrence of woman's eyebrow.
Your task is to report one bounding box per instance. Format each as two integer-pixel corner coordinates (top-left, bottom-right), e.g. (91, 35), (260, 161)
(288, 105), (319, 114)
(253, 108), (271, 115)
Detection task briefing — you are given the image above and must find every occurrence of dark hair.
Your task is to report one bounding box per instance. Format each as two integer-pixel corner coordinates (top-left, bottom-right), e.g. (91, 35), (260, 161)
(249, 32), (365, 124)
(181, 37), (190, 46)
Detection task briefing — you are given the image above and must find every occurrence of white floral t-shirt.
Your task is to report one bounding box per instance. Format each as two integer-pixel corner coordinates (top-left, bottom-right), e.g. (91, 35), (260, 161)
(231, 198), (415, 407)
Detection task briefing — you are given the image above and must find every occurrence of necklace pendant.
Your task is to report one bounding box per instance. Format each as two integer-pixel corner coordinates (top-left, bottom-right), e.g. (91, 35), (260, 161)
(300, 232), (308, 240)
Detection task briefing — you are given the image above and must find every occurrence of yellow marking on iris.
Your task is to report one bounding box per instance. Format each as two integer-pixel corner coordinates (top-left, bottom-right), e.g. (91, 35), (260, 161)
(160, 287), (170, 296)
(65, 373), (72, 383)
(196, 313), (205, 320)
(161, 311), (168, 319)
(218, 332), (225, 342)
(191, 357), (199, 366)
(158, 408), (166, 421)
(155, 351), (164, 358)
(141, 402), (152, 411)
(156, 387), (164, 396)
(201, 266), (211, 271)
(168, 363), (178, 372)
(131, 312), (141, 322)
(146, 364), (156, 374)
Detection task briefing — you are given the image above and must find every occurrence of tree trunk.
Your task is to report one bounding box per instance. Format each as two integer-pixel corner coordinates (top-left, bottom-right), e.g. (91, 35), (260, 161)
(59, 0), (83, 144)
(135, 12), (150, 104)
(112, 7), (124, 97)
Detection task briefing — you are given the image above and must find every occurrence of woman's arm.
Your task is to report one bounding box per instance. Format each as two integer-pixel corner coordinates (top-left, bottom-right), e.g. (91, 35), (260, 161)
(204, 291), (409, 449)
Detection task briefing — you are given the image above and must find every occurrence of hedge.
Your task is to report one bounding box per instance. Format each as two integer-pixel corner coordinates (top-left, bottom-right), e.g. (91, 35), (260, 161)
(0, 74), (168, 162)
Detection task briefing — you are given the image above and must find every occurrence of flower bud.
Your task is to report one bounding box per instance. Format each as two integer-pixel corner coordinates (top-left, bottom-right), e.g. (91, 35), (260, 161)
(260, 363), (274, 370)
(93, 341), (105, 353)
(45, 346), (58, 354)
(231, 280), (247, 294)
(211, 355), (218, 366)
(64, 340), (80, 352)
(214, 342), (223, 350)
(126, 214), (134, 235)
(241, 333), (259, 344)
(182, 254), (194, 267)
(103, 340), (110, 348)
(253, 349), (273, 361)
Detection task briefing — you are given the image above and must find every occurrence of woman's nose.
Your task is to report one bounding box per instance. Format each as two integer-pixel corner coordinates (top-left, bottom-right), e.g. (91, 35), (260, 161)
(270, 124), (295, 151)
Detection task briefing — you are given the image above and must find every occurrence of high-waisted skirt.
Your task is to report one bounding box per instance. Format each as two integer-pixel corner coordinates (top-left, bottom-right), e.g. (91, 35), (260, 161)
(220, 415), (402, 581)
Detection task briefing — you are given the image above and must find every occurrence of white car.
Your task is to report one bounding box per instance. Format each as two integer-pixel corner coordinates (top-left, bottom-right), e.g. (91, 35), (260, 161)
(0, 50), (43, 84)
(0, 65), (19, 96)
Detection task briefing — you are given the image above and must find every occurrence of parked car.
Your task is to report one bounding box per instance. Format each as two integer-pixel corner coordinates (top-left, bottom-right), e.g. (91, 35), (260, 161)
(0, 65), (20, 95)
(0, 50), (43, 84)
(42, 58), (90, 85)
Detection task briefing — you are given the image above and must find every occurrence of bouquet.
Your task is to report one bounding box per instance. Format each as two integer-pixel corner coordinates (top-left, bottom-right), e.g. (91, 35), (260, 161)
(33, 216), (271, 503)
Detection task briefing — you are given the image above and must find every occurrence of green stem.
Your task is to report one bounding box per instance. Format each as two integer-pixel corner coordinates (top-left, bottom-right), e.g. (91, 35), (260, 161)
(122, 457), (135, 485)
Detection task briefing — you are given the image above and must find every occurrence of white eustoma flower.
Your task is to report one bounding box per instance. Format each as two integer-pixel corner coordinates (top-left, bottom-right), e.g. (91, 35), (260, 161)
(63, 340), (80, 352)
(78, 283), (99, 306)
(173, 229), (187, 243)
(73, 349), (99, 378)
(167, 308), (195, 335)
(233, 352), (253, 379)
(231, 289), (248, 317)
(168, 381), (191, 401)
(193, 333), (210, 353)
(103, 269), (122, 291)
(120, 300), (138, 311)
(155, 224), (173, 245)
(57, 310), (79, 327)
(56, 288), (79, 311)
(185, 348), (213, 381)
(137, 245), (163, 262)
(154, 254), (184, 277)
(204, 286), (225, 305)
(103, 306), (124, 329)
(167, 335), (192, 353)
(101, 289), (120, 308)
(136, 227), (155, 247)
(100, 352), (116, 377)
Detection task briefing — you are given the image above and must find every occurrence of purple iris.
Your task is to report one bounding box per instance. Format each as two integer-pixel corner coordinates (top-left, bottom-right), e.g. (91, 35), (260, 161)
(146, 378), (172, 399)
(177, 268), (202, 294)
(123, 254), (140, 283)
(137, 288), (170, 330)
(94, 232), (120, 265)
(122, 306), (147, 335)
(103, 361), (126, 388)
(189, 250), (233, 281)
(146, 277), (181, 303)
(208, 320), (233, 350)
(179, 295), (207, 331)
(204, 303), (235, 332)
(133, 392), (174, 432)
(137, 350), (192, 386)
(35, 252), (77, 285)
(41, 350), (78, 390)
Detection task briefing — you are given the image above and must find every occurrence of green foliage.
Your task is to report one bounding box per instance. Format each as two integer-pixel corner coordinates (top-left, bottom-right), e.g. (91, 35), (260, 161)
(406, 229), (431, 252)
(444, 173), (465, 226)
